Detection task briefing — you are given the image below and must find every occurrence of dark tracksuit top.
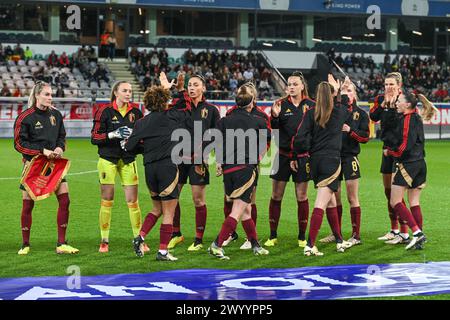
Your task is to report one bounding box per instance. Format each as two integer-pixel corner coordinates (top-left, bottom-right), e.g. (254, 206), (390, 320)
(124, 108), (190, 165)
(270, 95), (315, 159)
(292, 95), (351, 158)
(217, 107), (271, 174)
(386, 111), (425, 163)
(170, 90), (220, 163)
(227, 105), (272, 157)
(91, 101), (143, 164)
(341, 103), (370, 157)
(14, 106), (66, 162)
(369, 94), (402, 149)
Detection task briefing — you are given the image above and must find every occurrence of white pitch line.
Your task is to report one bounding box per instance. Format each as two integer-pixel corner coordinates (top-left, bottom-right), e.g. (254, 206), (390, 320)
(0, 170), (98, 181)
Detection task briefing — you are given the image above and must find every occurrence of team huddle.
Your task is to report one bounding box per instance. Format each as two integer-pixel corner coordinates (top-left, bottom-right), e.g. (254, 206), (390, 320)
(13, 70), (436, 261)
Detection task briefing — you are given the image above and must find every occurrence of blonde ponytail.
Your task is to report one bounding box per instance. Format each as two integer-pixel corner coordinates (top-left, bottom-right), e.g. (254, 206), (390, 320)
(27, 81), (50, 109)
(417, 94), (438, 121)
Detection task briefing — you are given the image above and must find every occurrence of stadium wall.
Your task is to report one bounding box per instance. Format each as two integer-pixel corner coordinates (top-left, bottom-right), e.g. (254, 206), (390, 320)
(1, 97), (449, 139)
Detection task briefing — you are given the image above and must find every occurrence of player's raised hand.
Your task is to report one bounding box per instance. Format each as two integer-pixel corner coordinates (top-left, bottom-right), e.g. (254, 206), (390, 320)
(271, 100), (282, 118)
(159, 72), (175, 90)
(328, 73), (341, 95)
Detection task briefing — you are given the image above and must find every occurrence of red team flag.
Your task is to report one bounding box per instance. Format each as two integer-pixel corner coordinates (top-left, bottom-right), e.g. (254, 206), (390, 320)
(20, 155), (70, 201)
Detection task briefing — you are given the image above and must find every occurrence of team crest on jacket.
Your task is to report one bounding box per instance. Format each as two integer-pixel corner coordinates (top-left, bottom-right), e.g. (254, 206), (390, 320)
(353, 112), (360, 121)
(129, 113), (135, 123)
(49, 115), (56, 126)
(303, 104), (308, 113)
(201, 108), (208, 119)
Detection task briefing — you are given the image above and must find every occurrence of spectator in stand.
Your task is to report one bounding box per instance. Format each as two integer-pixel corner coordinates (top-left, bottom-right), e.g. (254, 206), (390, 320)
(56, 84), (65, 97)
(12, 88), (22, 97)
(1, 87), (11, 97)
(4, 45), (13, 57)
(142, 71), (152, 91)
(150, 53), (160, 69)
(0, 47), (5, 63)
(129, 47), (139, 63)
(24, 46), (33, 61)
(243, 68), (254, 82)
(14, 43), (25, 60)
(59, 52), (70, 67)
(88, 46), (97, 62)
(48, 50), (58, 67)
(433, 84), (448, 102)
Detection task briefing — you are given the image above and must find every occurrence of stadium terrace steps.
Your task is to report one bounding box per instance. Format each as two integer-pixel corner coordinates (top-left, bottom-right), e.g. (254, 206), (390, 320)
(104, 59), (145, 102)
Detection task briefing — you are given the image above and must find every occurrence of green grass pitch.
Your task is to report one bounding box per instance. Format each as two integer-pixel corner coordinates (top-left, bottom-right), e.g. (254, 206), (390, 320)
(0, 138), (449, 299)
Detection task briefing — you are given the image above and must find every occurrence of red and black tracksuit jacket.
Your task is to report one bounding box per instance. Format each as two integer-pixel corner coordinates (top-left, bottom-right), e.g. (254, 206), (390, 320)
(292, 95), (351, 157)
(91, 101), (143, 164)
(227, 105), (272, 160)
(386, 111), (425, 163)
(217, 107), (271, 174)
(270, 96), (315, 159)
(369, 94), (402, 149)
(341, 103), (370, 157)
(14, 106), (66, 162)
(170, 90), (220, 163)
(124, 108), (190, 165)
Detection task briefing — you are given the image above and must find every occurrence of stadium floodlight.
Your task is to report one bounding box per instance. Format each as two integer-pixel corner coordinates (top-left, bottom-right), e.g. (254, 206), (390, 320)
(285, 40), (297, 44)
(413, 31), (422, 36)
(262, 42), (273, 47)
(364, 33), (376, 37)
(389, 30), (397, 35)
(447, 28), (450, 32)
(342, 36), (352, 40)
(145, 30), (150, 34)
(138, 8), (142, 15)
(312, 38), (322, 42)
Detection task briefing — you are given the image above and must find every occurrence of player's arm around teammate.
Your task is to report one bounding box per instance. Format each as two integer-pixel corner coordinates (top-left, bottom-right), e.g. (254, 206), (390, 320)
(14, 82), (78, 255)
(292, 75), (354, 256)
(370, 73), (410, 242)
(167, 73), (220, 252)
(329, 82), (369, 246)
(384, 92), (437, 250)
(208, 85), (270, 260)
(91, 81), (144, 253)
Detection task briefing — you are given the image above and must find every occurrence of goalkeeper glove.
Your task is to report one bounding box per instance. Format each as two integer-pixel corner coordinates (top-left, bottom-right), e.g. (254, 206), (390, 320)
(120, 139), (127, 151)
(108, 126), (132, 139)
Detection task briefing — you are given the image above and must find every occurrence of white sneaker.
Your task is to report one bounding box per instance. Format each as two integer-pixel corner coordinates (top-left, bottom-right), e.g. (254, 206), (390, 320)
(405, 233), (426, 250)
(253, 245), (269, 256)
(347, 237), (362, 246)
(385, 234), (409, 245)
(304, 245), (324, 256)
(319, 234), (336, 243)
(378, 231), (398, 241)
(337, 240), (353, 253)
(240, 239), (252, 250)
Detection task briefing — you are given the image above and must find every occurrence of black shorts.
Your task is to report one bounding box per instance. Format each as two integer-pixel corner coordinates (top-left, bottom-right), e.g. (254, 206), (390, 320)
(224, 166), (257, 204)
(270, 153), (311, 183)
(178, 163), (210, 185)
(310, 156), (341, 192)
(145, 159), (180, 201)
(339, 156), (361, 181)
(392, 160), (427, 189)
(380, 152), (396, 174)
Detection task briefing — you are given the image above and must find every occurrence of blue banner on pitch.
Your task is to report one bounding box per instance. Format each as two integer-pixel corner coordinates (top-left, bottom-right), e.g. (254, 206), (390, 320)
(1, 262), (450, 300)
